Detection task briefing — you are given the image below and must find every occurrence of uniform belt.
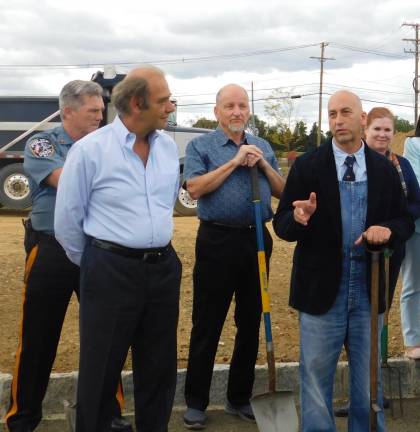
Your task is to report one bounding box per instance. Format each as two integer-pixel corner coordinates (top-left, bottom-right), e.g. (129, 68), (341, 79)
(200, 220), (257, 232)
(37, 230), (60, 246)
(91, 238), (170, 262)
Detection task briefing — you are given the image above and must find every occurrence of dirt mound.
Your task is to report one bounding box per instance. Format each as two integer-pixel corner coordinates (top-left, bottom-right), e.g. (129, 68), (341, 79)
(392, 131), (415, 155)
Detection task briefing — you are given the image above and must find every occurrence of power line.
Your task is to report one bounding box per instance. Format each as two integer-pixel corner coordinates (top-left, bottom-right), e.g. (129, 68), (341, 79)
(403, 22), (420, 123)
(330, 42), (409, 59)
(325, 28), (406, 62)
(173, 83), (321, 98)
(368, 25), (406, 51)
(176, 92), (318, 107)
(177, 92), (413, 109)
(0, 43), (320, 70)
(322, 83), (412, 97)
(0, 41), (411, 72)
(322, 92), (413, 108)
(324, 70), (412, 90)
(175, 81), (415, 106)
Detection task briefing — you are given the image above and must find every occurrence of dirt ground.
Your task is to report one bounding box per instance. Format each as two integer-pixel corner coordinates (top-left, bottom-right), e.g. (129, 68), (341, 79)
(0, 208), (406, 374)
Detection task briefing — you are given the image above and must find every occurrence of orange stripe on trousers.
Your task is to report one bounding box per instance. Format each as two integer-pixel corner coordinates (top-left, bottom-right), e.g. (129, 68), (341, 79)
(5, 245), (39, 424)
(116, 380), (125, 411)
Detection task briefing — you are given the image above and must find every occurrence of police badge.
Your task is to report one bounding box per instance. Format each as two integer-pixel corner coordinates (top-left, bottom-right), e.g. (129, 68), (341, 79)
(30, 137), (55, 158)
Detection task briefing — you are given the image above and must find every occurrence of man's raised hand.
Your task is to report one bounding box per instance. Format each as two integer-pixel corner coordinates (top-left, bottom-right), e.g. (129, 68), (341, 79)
(292, 192), (317, 226)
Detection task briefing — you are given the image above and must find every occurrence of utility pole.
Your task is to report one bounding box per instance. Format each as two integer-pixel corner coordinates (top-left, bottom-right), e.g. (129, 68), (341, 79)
(310, 42), (334, 146)
(403, 22), (420, 124)
(250, 81), (257, 135)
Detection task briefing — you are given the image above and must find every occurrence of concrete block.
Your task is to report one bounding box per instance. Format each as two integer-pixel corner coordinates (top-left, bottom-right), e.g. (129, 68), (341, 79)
(173, 367), (186, 406)
(41, 372), (78, 414)
(407, 357), (420, 396)
(277, 361), (300, 393)
(1, 357), (420, 421)
(0, 373), (12, 418)
(208, 364), (230, 404)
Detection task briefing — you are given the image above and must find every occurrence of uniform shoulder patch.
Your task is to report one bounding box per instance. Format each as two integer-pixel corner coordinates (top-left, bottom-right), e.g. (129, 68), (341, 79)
(29, 137), (55, 158)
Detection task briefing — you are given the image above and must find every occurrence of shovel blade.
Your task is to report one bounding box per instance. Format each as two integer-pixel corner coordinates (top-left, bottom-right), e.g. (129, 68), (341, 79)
(251, 391), (298, 432)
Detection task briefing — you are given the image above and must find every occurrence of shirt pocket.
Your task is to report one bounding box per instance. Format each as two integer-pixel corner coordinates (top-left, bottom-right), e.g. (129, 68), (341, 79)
(152, 172), (179, 208)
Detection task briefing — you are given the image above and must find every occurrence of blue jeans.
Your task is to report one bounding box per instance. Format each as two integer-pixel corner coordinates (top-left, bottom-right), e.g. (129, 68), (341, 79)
(401, 232), (420, 347)
(299, 269), (385, 432)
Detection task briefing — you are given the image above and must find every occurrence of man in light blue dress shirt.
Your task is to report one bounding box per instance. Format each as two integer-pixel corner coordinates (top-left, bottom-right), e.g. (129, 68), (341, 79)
(55, 66), (182, 432)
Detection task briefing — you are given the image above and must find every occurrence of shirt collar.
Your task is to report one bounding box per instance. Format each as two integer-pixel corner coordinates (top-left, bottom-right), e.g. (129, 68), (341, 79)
(215, 127), (251, 146)
(57, 126), (74, 145)
(332, 138), (365, 166)
(111, 115), (158, 150)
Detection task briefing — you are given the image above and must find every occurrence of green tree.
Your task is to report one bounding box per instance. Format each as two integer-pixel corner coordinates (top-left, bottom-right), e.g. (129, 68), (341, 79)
(264, 88), (298, 129)
(276, 123), (294, 153)
(291, 120), (308, 151)
(249, 115), (286, 153)
(394, 116), (414, 133)
(324, 130), (332, 143)
(192, 117), (218, 129)
(266, 125), (286, 153)
(249, 114), (269, 140)
(305, 123), (330, 150)
(307, 122), (319, 151)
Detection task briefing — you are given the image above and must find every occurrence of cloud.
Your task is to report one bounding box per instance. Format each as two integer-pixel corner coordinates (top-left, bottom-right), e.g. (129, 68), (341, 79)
(0, 0), (417, 124)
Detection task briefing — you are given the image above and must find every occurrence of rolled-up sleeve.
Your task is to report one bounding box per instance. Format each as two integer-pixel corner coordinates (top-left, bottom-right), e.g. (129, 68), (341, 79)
(54, 143), (92, 266)
(267, 148), (280, 172)
(183, 139), (208, 181)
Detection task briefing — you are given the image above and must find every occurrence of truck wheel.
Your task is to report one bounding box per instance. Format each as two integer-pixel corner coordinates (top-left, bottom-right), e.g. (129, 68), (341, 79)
(0, 163), (32, 209)
(174, 180), (197, 216)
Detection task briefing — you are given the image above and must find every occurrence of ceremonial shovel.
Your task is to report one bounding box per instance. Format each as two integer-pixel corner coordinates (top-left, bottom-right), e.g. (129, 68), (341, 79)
(249, 166), (298, 432)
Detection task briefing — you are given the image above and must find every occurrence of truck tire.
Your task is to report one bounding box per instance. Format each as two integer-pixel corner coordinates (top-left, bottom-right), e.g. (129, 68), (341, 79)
(0, 163), (32, 209)
(174, 177), (197, 216)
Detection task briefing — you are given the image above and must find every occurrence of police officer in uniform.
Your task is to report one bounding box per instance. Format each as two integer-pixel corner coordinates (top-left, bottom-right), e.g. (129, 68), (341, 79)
(6, 80), (132, 432)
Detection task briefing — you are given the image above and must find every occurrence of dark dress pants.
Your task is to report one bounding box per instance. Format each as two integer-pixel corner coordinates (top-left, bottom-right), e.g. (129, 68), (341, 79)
(75, 243), (182, 432)
(184, 223), (272, 410)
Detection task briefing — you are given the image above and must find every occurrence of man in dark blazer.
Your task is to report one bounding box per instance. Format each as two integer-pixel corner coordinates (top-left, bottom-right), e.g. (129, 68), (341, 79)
(273, 90), (414, 432)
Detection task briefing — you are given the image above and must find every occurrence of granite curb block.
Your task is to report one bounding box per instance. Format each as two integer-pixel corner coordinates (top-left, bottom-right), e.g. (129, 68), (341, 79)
(1, 358), (419, 420)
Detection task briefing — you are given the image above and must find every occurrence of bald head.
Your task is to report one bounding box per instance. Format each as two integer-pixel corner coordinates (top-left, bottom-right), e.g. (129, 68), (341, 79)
(328, 90), (363, 113)
(126, 65), (165, 80)
(327, 90), (366, 150)
(112, 66), (167, 116)
(216, 84), (249, 105)
(214, 84), (250, 136)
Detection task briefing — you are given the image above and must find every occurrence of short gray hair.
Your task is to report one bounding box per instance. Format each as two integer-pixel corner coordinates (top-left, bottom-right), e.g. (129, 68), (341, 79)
(59, 80), (103, 119)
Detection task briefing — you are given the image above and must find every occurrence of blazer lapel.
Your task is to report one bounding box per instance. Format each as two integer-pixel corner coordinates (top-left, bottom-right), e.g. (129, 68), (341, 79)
(316, 142), (342, 239)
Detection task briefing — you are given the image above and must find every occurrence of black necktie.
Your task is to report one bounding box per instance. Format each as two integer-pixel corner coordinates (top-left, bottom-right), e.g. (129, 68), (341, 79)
(343, 155), (356, 182)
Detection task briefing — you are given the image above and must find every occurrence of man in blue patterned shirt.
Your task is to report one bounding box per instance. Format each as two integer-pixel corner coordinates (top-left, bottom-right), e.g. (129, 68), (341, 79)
(183, 84), (284, 429)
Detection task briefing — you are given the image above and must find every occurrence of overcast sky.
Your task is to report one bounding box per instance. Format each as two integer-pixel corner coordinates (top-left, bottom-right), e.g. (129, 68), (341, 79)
(0, 0), (419, 130)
